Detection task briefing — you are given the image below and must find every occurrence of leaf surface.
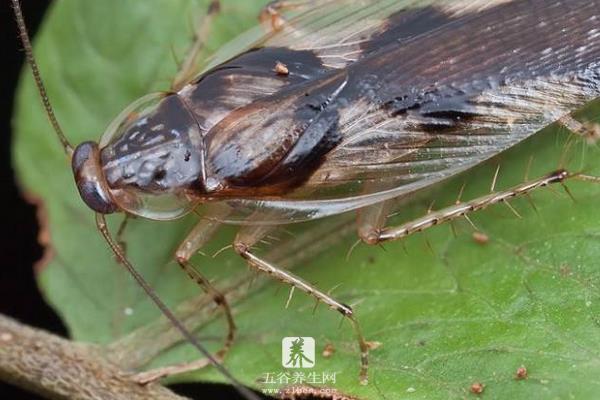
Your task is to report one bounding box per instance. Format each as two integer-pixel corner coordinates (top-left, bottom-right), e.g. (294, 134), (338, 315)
(13, 1), (600, 398)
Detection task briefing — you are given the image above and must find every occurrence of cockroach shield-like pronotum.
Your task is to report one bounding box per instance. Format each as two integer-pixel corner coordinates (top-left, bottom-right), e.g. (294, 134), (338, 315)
(12, 0), (600, 398)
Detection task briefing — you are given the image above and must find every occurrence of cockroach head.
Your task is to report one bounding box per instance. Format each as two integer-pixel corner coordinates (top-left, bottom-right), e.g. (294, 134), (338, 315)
(72, 94), (205, 221)
(72, 141), (119, 214)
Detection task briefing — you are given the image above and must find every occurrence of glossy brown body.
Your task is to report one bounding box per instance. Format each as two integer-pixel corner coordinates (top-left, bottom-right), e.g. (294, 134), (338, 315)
(95, 0), (599, 217)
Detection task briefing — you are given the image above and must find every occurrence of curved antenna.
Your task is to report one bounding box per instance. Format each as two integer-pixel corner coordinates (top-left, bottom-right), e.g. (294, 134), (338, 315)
(12, 0), (74, 156)
(97, 214), (260, 400)
(13, 2), (258, 398)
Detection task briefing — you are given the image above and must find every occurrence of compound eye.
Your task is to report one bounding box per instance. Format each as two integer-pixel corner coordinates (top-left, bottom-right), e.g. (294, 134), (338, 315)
(72, 141), (118, 214)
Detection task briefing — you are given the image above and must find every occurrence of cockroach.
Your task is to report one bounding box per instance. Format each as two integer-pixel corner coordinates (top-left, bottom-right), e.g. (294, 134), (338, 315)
(12, 0), (600, 397)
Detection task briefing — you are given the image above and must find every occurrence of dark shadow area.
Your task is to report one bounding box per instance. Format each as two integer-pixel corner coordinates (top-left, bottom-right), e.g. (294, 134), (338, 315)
(1, 1), (66, 397)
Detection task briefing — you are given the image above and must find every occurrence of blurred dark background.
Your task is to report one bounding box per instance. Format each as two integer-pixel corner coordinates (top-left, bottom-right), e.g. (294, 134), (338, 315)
(0, 2), (267, 399)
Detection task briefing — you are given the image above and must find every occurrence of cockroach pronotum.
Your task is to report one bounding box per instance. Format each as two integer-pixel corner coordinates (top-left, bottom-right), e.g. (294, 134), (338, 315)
(12, 0), (600, 398)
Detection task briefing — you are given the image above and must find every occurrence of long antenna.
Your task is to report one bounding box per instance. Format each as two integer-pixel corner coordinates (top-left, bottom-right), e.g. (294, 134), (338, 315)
(13, 1), (258, 398)
(96, 215), (260, 400)
(12, 0), (74, 156)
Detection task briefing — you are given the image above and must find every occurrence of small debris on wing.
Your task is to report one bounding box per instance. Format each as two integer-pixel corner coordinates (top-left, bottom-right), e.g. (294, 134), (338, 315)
(275, 61), (290, 76)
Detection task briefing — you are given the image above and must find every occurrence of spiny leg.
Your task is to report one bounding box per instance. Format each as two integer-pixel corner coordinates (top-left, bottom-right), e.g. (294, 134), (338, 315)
(558, 114), (600, 144)
(356, 197), (395, 246)
(115, 214), (134, 258)
(358, 170), (582, 246)
(95, 215), (259, 399)
(171, 0), (221, 91)
(557, 115), (600, 168)
(233, 223), (370, 385)
(133, 209), (236, 384)
(111, 214), (136, 329)
(134, 262), (234, 384)
(357, 114), (600, 245)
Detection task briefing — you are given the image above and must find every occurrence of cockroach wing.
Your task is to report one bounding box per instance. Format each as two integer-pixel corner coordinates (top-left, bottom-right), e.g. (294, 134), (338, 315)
(204, 0), (454, 71)
(197, 0), (600, 225)
(187, 0), (456, 133)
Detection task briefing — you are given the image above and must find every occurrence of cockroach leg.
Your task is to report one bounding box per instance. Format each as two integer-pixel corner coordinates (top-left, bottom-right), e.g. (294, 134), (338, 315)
(557, 116), (600, 170)
(133, 260), (235, 384)
(94, 214), (254, 396)
(557, 115), (600, 144)
(356, 116), (597, 245)
(259, 1), (290, 31)
(259, 1), (313, 32)
(133, 213), (236, 384)
(115, 214), (133, 259)
(171, 0), (221, 91)
(285, 286), (296, 309)
(358, 170), (576, 245)
(233, 224), (370, 385)
(357, 199), (394, 246)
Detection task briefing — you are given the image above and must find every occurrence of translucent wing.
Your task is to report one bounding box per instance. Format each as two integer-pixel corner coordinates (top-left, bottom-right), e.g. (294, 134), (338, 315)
(193, 0), (600, 225)
(203, 0), (449, 71)
(185, 0), (457, 130)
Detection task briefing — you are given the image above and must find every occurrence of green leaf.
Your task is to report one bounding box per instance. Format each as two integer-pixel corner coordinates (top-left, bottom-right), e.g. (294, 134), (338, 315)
(13, 1), (600, 399)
